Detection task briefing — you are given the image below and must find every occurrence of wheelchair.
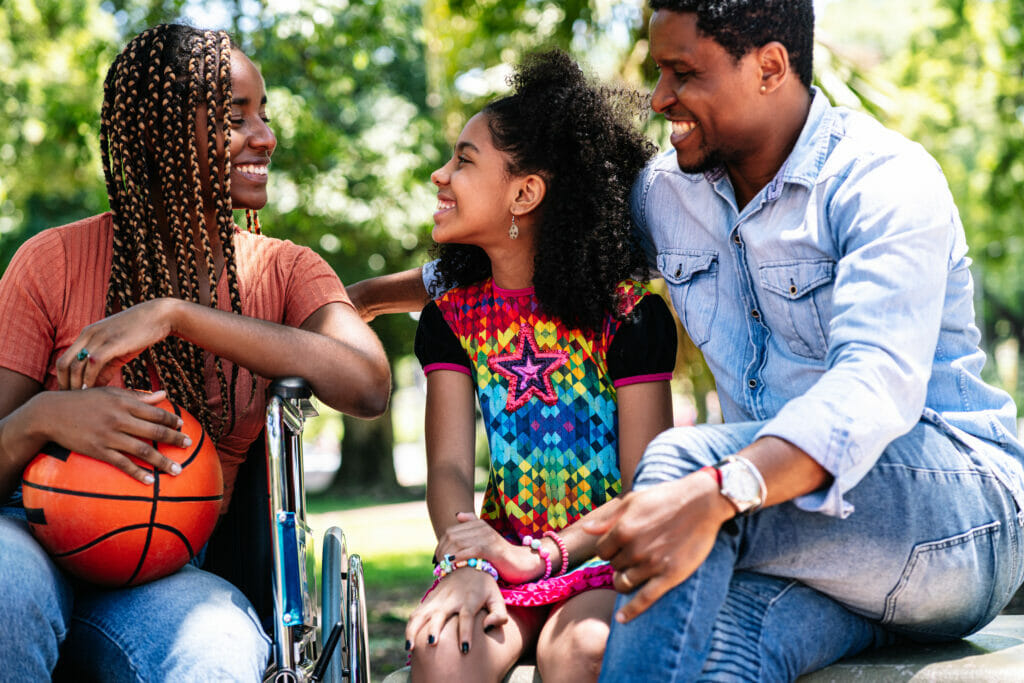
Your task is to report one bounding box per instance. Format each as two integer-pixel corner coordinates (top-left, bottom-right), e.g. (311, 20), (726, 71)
(206, 377), (370, 683)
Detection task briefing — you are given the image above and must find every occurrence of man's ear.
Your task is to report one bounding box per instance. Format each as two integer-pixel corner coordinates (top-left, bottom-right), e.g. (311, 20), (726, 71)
(510, 173), (547, 216)
(757, 41), (790, 94)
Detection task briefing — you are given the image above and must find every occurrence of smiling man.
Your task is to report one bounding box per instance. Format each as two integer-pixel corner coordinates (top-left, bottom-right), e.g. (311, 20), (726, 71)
(579, 1), (1024, 680)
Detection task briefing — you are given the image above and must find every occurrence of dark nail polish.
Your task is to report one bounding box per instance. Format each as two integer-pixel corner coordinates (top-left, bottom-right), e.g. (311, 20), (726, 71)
(428, 635), (435, 645)
(405, 640), (411, 651)
(461, 642), (469, 654)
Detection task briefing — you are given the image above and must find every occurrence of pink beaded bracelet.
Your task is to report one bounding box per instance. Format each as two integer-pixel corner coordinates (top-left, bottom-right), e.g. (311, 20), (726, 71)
(543, 530), (568, 577)
(522, 534), (552, 580)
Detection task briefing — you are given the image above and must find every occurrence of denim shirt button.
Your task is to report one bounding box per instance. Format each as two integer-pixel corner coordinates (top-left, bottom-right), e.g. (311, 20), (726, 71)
(733, 234), (742, 246)
(751, 309), (760, 319)
(748, 379), (758, 389)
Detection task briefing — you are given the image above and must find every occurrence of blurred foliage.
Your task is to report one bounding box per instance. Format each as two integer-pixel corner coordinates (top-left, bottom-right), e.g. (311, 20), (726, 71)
(1, 0), (1022, 471)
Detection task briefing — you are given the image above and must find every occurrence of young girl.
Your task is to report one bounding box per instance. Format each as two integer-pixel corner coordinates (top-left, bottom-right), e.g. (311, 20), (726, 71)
(0, 24), (390, 680)
(404, 50), (677, 683)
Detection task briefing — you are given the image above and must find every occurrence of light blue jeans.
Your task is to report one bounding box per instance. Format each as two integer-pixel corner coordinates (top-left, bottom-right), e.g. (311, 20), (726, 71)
(600, 418), (1024, 682)
(0, 506), (270, 682)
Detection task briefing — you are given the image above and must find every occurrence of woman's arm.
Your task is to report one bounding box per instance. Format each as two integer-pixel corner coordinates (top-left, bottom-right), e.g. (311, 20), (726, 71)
(0, 368), (189, 498)
(345, 267), (431, 322)
(59, 298), (391, 418)
(423, 370), (478, 540)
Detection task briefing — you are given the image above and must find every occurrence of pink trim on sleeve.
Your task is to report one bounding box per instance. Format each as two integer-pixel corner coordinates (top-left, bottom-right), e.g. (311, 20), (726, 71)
(422, 362), (472, 376)
(613, 372), (673, 388)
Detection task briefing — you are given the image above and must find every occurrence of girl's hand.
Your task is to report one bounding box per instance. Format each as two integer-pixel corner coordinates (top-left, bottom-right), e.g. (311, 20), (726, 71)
(437, 512), (542, 584)
(28, 388), (190, 484)
(405, 568), (507, 654)
(57, 299), (177, 390)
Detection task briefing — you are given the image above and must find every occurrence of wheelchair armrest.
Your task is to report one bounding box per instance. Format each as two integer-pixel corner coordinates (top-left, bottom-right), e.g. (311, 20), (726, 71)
(269, 376), (312, 400)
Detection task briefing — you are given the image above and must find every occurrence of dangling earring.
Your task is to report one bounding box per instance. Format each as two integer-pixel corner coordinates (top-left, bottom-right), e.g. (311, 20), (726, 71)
(245, 209), (262, 235)
(508, 214), (519, 240)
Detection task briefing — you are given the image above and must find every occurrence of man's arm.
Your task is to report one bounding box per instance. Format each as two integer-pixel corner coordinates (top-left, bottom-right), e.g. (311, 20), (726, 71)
(345, 267), (431, 322)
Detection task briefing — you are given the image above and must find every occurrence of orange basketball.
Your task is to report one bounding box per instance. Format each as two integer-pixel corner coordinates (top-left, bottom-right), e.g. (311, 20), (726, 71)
(21, 397), (223, 587)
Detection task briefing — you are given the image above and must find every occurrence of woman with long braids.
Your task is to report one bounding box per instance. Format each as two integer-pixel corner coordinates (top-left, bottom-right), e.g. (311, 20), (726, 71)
(0, 24), (390, 679)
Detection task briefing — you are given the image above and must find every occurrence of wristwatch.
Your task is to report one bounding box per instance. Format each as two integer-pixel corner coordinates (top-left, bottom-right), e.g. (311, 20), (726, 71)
(712, 455), (767, 515)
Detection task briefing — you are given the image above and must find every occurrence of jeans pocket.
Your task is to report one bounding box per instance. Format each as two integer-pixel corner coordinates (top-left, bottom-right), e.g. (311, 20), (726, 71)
(882, 520), (1001, 640)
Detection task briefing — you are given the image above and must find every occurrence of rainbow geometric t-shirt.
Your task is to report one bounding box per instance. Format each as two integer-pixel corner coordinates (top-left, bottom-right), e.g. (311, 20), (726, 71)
(420, 278), (658, 542)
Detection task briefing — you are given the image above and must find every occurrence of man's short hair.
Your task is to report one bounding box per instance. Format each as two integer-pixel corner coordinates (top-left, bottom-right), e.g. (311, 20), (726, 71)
(648, 1), (815, 89)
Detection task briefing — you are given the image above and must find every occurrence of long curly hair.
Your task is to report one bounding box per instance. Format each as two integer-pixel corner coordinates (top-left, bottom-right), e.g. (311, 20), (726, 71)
(100, 24), (243, 440)
(432, 50), (656, 332)
(649, 0), (815, 89)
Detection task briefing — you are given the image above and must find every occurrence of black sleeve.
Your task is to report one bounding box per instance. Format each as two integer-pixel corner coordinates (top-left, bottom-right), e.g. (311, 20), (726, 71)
(414, 301), (472, 375)
(606, 294), (678, 383)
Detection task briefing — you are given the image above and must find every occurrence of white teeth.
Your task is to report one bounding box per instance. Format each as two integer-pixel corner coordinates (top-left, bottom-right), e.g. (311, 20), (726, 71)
(671, 120), (698, 136)
(436, 199), (455, 211)
(236, 164), (268, 175)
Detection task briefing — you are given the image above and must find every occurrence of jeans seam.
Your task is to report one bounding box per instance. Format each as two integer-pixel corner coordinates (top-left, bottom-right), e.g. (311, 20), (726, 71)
(667, 564), (706, 683)
(881, 520), (1001, 630)
(71, 613), (145, 683)
(756, 580), (800, 682)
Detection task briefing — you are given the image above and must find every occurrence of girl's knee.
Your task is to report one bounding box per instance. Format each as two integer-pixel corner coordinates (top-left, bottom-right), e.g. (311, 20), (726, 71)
(536, 617), (610, 682)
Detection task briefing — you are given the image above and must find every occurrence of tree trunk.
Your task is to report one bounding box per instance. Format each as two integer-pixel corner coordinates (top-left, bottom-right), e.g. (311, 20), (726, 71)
(328, 406), (400, 495)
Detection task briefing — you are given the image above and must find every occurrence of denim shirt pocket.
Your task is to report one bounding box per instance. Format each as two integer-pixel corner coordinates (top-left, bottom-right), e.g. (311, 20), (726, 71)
(758, 258), (835, 359)
(658, 249), (718, 347)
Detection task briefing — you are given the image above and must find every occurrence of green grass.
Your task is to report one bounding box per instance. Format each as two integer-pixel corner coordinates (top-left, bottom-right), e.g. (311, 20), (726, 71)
(361, 551), (434, 593)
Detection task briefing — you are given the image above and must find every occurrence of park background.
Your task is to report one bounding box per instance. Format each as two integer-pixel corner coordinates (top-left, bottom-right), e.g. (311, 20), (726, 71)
(2, 0), (1023, 677)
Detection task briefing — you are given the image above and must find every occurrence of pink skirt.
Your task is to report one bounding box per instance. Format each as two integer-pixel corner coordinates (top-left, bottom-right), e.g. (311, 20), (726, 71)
(423, 559), (614, 608)
(499, 561), (614, 607)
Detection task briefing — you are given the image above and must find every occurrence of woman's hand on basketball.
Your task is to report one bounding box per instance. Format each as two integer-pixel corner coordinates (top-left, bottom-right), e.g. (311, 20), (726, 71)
(58, 299), (176, 390)
(404, 568), (507, 655)
(581, 472), (735, 623)
(31, 388), (189, 484)
(437, 512), (539, 584)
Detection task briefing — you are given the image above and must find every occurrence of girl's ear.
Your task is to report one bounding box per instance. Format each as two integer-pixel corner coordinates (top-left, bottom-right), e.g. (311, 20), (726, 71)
(511, 173), (547, 217)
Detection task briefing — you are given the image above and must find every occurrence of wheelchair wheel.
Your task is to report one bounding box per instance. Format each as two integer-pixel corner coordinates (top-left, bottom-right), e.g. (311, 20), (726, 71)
(346, 554), (371, 683)
(321, 527), (349, 683)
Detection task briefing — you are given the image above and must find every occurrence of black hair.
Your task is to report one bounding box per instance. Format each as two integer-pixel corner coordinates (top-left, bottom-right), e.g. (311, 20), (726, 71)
(101, 24), (244, 439)
(648, 0), (815, 89)
(432, 49), (656, 332)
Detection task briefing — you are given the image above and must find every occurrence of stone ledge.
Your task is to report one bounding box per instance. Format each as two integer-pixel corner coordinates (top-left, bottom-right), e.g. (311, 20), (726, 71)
(798, 614), (1024, 682)
(382, 615), (1024, 682)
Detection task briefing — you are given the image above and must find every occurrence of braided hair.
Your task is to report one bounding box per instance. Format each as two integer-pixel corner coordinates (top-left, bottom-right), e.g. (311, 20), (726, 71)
(100, 24), (243, 440)
(433, 50), (656, 332)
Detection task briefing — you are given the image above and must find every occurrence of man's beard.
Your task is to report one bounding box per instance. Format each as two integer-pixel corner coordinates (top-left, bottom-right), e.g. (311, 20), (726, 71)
(677, 145), (726, 175)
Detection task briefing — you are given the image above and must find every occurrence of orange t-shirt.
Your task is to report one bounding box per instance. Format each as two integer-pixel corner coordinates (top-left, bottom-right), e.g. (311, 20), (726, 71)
(0, 212), (352, 508)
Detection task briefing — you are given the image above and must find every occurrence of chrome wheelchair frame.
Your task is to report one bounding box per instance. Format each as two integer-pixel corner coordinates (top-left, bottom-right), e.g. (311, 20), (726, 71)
(262, 377), (370, 683)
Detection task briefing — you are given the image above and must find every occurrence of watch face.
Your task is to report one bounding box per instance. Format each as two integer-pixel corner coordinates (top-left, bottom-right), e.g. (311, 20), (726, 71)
(720, 461), (762, 510)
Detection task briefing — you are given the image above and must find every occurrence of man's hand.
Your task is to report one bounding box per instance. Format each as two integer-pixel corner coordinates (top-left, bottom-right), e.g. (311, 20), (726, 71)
(582, 470), (735, 623)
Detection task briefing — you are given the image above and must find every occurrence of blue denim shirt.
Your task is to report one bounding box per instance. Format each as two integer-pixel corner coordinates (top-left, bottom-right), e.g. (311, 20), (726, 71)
(632, 88), (1023, 517)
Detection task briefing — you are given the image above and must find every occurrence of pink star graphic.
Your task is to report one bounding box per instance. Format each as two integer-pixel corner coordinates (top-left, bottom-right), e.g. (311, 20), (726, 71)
(488, 327), (569, 412)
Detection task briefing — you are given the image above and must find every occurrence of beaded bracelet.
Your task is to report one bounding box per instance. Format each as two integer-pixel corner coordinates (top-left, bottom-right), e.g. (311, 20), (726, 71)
(522, 534), (552, 581)
(543, 530), (569, 577)
(433, 556), (500, 583)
